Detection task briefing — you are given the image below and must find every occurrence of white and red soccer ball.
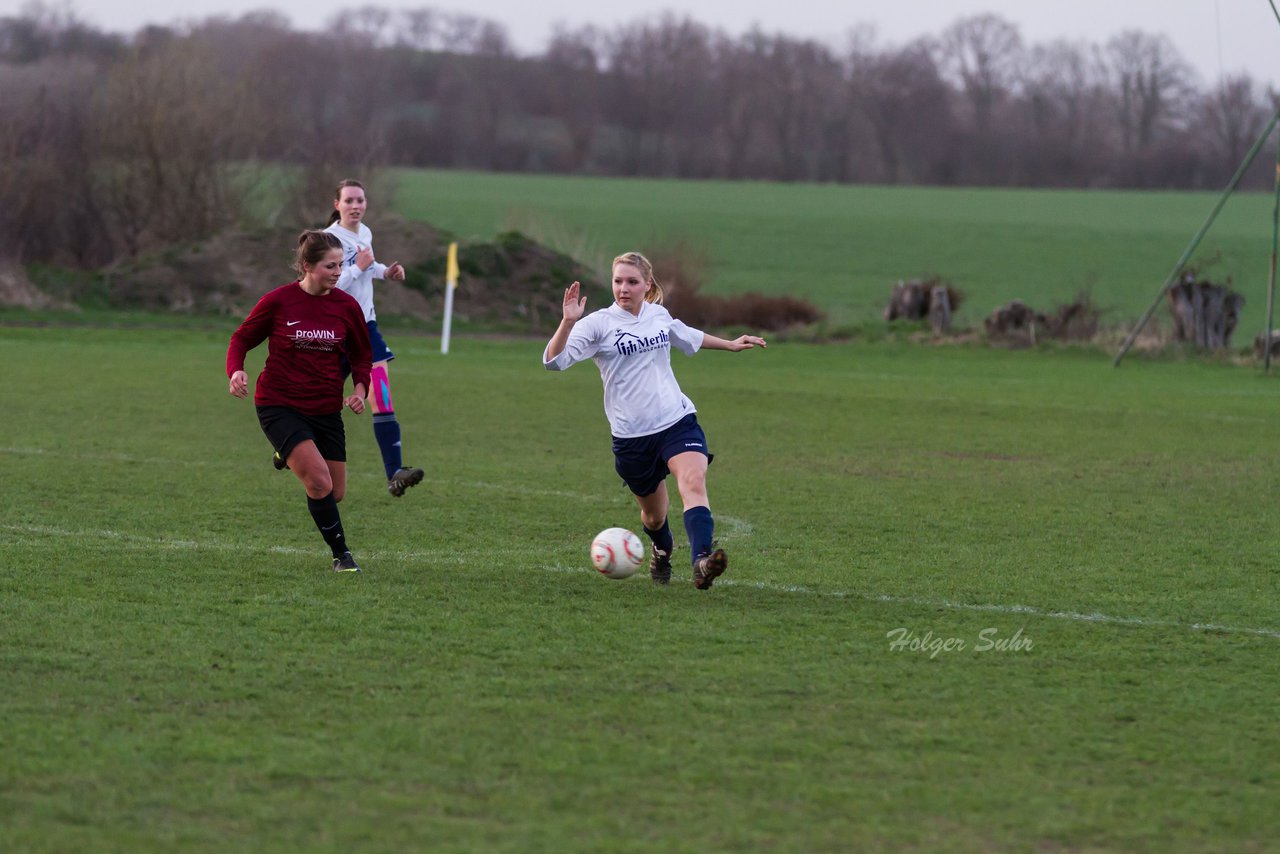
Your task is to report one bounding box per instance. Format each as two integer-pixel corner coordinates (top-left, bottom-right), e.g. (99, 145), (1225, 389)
(590, 527), (645, 579)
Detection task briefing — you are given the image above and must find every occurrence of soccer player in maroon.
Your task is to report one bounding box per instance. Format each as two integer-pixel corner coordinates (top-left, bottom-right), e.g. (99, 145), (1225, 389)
(227, 230), (374, 573)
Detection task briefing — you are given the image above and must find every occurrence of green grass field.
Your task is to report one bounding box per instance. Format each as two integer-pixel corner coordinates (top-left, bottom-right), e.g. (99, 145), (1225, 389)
(4, 325), (1279, 850)
(393, 169), (1278, 335)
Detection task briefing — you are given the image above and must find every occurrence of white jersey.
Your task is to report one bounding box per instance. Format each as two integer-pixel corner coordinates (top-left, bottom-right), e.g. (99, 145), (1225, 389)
(325, 221), (388, 322)
(543, 301), (705, 438)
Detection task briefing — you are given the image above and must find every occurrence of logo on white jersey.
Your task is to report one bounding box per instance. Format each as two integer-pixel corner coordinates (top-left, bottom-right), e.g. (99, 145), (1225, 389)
(614, 329), (669, 356)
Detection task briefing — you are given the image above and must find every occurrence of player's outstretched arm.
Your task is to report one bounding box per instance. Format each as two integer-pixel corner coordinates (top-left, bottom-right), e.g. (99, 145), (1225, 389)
(701, 333), (767, 352)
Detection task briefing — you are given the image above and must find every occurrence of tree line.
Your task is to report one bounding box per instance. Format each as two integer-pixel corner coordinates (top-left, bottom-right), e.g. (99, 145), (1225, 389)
(2, 2), (1277, 267)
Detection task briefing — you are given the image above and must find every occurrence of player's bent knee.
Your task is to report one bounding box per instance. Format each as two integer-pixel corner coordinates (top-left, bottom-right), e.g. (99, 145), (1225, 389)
(677, 471), (707, 494)
(303, 474), (334, 498)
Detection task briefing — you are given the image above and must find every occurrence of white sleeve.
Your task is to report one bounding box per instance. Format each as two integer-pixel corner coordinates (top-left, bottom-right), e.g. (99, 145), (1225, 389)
(335, 259), (361, 294)
(370, 262), (389, 280)
(544, 314), (603, 371)
(669, 318), (704, 355)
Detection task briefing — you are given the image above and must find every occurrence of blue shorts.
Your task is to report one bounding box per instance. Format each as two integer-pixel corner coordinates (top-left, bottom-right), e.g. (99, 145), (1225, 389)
(342, 320), (394, 378)
(367, 320), (395, 363)
(612, 414), (714, 497)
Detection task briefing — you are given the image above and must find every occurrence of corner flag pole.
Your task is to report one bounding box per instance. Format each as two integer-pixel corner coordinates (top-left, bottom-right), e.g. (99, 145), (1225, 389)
(441, 242), (459, 355)
(1113, 111), (1280, 367)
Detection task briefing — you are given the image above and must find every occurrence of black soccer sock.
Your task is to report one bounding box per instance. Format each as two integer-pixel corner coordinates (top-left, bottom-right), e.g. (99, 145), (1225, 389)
(643, 518), (675, 555)
(306, 491), (349, 558)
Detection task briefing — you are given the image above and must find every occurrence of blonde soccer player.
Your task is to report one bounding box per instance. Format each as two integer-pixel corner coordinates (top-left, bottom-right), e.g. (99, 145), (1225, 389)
(543, 251), (766, 589)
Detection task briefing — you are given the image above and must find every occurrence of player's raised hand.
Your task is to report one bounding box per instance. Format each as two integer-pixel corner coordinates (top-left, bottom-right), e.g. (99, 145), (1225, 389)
(229, 370), (249, 398)
(563, 281), (587, 322)
(385, 262), (405, 281)
(355, 246), (375, 271)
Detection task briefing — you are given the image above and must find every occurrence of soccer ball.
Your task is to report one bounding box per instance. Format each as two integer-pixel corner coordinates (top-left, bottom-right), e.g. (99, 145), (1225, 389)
(590, 527), (645, 579)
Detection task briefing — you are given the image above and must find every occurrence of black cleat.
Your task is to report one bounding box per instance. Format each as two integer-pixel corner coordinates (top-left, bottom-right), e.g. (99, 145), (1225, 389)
(332, 551), (361, 573)
(387, 466), (425, 497)
(649, 547), (673, 585)
(272, 451), (288, 471)
(692, 548), (728, 590)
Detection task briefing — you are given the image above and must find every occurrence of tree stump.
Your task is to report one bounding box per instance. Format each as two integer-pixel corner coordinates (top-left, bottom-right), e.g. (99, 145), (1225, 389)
(884, 280), (929, 321)
(984, 300), (1044, 344)
(1253, 330), (1280, 359)
(1166, 276), (1244, 350)
(884, 278), (962, 331)
(928, 284), (952, 334)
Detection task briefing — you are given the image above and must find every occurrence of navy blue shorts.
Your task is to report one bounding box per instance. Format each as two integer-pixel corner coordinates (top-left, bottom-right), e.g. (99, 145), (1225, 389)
(341, 320), (394, 379)
(366, 320), (395, 363)
(612, 414), (714, 497)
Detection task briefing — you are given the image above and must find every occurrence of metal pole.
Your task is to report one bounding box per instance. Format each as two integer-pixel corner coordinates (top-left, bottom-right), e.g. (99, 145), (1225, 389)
(1113, 110), (1280, 367)
(1266, 138), (1280, 371)
(441, 283), (455, 355)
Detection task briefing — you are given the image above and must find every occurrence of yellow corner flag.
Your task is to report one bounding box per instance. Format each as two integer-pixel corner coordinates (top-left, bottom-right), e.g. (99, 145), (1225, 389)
(446, 242), (459, 289)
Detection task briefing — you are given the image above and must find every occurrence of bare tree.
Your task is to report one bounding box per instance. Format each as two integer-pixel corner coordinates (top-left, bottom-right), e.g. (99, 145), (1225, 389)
(1015, 40), (1114, 185)
(543, 25), (606, 171)
(94, 37), (257, 253)
(1103, 30), (1196, 153)
(0, 58), (106, 264)
(604, 15), (717, 176)
(939, 13), (1023, 133)
(751, 34), (847, 181)
(856, 41), (954, 184)
(1198, 75), (1270, 183)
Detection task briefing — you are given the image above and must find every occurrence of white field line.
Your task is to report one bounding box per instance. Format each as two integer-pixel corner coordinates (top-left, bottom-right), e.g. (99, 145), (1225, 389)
(537, 564), (1280, 640)
(6, 453), (1274, 638)
(10, 522), (1280, 635)
(0, 446), (755, 540)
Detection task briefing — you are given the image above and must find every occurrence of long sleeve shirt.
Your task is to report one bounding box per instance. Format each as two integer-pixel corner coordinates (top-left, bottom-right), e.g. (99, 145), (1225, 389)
(227, 282), (372, 415)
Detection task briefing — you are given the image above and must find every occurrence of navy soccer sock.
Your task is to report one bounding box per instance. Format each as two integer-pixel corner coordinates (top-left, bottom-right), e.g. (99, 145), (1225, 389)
(372, 411), (403, 480)
(643, 518), (675, 555)
(682, 506), (714, 564)
(306, 491), (348, 558)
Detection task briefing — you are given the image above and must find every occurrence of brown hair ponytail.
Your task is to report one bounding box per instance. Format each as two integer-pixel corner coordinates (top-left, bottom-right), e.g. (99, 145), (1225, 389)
(294, 229), (343, 274)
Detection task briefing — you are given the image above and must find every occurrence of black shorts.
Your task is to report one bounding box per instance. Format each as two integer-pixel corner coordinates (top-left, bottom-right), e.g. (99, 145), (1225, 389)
(612, 413), (713, 497)
(256, 406), (346, 463)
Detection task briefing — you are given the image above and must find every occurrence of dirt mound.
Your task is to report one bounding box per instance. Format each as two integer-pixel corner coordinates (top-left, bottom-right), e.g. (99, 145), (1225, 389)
(90, 218), (609, 328)
(0, 263), (76, 310)
(403, 230), (611, 330)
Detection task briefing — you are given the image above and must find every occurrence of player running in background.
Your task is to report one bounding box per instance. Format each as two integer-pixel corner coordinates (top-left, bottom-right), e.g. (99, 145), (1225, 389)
(227, 230), (373, 573)
(323, 178), (425, 498)
(543, 251), (766, 589)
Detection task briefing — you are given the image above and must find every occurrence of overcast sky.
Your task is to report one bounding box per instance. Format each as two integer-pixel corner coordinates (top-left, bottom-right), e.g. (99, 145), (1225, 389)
(13, 0), (1280, 86)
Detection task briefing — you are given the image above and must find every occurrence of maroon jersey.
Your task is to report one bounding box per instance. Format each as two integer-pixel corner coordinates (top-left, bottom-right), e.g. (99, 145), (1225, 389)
(226, 282), (372, 415)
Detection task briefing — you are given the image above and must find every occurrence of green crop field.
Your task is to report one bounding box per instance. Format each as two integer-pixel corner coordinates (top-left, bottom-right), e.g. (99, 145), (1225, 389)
(4, 325), (1278, 850)
(393, 169), (1278, 336)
